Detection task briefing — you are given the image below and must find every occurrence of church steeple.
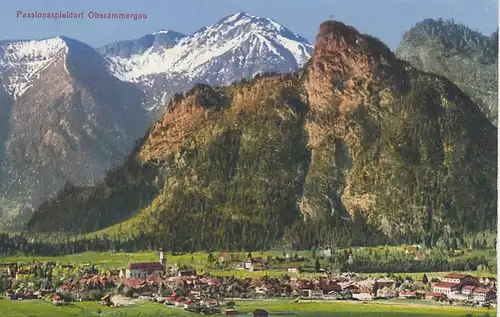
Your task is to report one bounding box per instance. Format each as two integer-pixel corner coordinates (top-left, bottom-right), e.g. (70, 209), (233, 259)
(159, 248), (166, 267)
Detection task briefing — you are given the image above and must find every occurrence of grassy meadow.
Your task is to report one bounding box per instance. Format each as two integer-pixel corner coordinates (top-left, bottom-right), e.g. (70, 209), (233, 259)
(0, 299), (496, 317)
(0, 245), (495, 279)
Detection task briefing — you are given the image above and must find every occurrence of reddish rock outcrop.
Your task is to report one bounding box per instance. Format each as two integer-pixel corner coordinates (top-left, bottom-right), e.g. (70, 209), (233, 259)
(307, 20), (405, 115)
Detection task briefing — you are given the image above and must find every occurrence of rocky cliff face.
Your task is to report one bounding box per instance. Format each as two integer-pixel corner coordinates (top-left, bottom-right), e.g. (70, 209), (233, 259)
(396, 18), (498, 125)
(28, 21), (497, 251)
(0, 37), (148, 228)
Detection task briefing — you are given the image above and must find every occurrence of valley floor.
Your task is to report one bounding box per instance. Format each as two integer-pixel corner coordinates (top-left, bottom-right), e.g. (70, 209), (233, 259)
(0, 299), (496, 317)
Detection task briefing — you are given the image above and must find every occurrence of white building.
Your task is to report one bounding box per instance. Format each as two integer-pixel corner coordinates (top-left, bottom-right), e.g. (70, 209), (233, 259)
(320, 248), (332, 258)
(352, 292), (373, 301)
(472, 288), (496, 303)
(432, 282), (457, 294)
(124, 248), (166, 279)
(440, 273), (474, 284)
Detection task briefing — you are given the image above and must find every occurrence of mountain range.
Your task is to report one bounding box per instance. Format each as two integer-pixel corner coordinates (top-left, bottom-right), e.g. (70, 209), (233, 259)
(0, 13), (496, 241)
(100, 12), (313, 117)
(26, 20), (497, 252)
(0, 12), (314, 228)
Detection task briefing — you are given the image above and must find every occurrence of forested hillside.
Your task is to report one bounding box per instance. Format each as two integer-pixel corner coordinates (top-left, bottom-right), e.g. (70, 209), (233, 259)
(27, 20), (497, 252)
(397, 18), (498, 125)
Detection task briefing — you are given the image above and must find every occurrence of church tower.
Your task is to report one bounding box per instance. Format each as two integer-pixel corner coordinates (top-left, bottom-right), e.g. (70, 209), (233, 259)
(159, 248), (166, 267)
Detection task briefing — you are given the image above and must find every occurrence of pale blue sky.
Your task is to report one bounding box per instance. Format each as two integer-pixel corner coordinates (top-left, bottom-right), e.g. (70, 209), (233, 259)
(0, 0), (497, 50)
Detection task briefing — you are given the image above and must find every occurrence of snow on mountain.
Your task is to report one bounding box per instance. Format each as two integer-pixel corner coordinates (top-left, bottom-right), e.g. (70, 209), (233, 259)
(98, 30), (186, 59)
(0, 37), (69, 99)
(101, 12), (314, 112)
(107, 12), (312, 81)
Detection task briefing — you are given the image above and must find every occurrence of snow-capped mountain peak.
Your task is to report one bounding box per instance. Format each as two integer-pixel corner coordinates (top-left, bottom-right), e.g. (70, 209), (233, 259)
(153, 29), (179, 36)
(216, 11), (288, 34)
(104, 12), (313, 86)
(0, 36), (115, 100)
(0, 37), (69, 99)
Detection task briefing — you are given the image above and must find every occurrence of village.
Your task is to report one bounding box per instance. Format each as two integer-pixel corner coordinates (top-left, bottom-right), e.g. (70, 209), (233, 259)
(0, 248), (496, 315)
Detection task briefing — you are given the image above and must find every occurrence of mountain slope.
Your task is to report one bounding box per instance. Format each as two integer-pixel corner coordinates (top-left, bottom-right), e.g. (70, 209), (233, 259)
(28, 21), (497, 251)
(0, 37), (148, 228)
(396, 18), (498, 125)
(101, 12), (314, 116)
(98, 30), (186, 58)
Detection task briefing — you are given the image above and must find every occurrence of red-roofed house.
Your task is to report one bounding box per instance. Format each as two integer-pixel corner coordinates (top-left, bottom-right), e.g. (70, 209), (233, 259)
(399, 290), (418, 298)
(432, 282), (459, 295)
(472, 288), (496, 302)
(218, 252), (232, 262)
(461, 285), (476, 295)
(52, 295), (64, 306)
(123, 278), (146, 289)
(146, 273), (164, 285)
(441, 273), (475, 284)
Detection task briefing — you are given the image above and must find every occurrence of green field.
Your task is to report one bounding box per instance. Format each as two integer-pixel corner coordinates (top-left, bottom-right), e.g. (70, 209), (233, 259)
(0, 299), (495, 317)
(0, 248), (495, 279)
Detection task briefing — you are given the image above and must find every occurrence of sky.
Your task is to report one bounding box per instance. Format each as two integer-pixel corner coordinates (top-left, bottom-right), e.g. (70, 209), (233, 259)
(0, 0), (497, 50)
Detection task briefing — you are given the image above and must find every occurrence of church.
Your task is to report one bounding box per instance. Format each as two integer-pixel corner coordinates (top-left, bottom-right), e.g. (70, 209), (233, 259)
(120, 248), (166, 279)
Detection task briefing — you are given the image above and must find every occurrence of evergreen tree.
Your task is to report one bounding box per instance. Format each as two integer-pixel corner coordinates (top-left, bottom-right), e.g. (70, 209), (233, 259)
(314, 258), (321, 272)
(422, 274), (429, 284)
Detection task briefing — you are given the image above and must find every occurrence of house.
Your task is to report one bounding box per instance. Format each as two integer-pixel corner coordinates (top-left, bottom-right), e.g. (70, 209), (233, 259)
(461, 285), (476, 295)
(287, 267), (301, 274)
(376, 277), (395, 289)
(244, 260), (253, 270)
(218, 252), (232, 262)
(123, 278), (146, 290)
(124, 249), (166, 279)
(404, 245), (419, 254)
(399, 290), (418, 299)
(440, 273), (475, 284)
(479, 277), (497, 287)
(255, 287), (268, 296)
(376, 288), (395, 299)
(472, 288), (496, 303)
(189, 289), (202, 298)
(448, 292), (469, 301)
(299, 289), (323, 298)
(339, 272), (358, 281)
(320, 248), (332, 258)
(244, 259), (266, 272)
(341, 283), (361, 294)
(352, 292), (373, 300)
(432, 282), (459, 294)
(51, 295), (64, 306)
(178, 270), (197, 277)
(414, 251), (426, 261)
(101, 294), (111, 306)
(184, 299), (195, 310)
(173, 297), (183, 307)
